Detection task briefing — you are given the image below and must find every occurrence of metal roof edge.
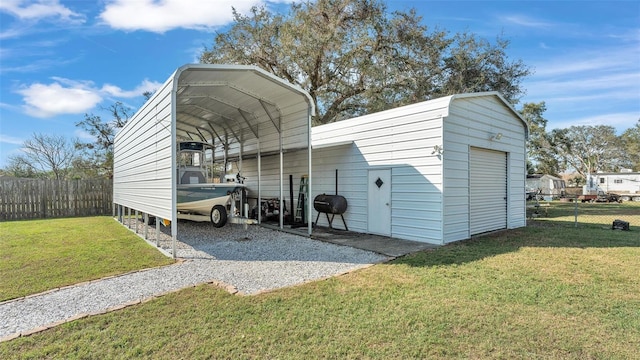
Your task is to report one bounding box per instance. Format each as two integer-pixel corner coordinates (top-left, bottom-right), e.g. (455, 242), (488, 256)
(173, 64), (316, 116)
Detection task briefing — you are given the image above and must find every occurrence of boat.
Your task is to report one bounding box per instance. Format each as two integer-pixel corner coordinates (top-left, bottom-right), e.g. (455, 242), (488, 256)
(176, 141), (244, 227)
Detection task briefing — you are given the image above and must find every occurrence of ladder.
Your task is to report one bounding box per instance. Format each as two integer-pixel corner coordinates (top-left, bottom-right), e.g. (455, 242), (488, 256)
(295, 175), (308, 223)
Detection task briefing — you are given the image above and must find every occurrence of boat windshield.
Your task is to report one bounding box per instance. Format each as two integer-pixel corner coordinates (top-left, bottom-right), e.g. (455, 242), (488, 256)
(177, 142), (219, 184)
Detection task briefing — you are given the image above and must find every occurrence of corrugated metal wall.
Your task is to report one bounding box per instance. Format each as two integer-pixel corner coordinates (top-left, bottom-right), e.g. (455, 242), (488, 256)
(113, 76), (174, 221)
(442, 95), (527, 242)
(310, 100), (449, 243)
(303, 93), (526, 245)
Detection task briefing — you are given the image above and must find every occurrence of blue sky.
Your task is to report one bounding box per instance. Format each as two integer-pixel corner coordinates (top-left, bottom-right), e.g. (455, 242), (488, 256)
(1, 0), (639, 168)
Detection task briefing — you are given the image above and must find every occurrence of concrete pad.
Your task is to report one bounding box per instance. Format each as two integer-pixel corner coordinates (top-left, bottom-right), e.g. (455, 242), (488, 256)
(309, 226), (439, 258)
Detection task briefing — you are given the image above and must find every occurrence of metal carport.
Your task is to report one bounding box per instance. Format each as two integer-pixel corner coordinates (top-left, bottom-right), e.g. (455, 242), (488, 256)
(113, 64), (315, 257)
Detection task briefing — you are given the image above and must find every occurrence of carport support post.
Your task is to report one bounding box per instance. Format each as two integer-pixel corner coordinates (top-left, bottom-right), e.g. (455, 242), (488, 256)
(144, 213), (148, 240)
(257, 139), (262, 224)
(172, 224), (177, 259)
(156, 220), (160, 247)
(307, 109), (313, 236)
(279, 119), (284, 229)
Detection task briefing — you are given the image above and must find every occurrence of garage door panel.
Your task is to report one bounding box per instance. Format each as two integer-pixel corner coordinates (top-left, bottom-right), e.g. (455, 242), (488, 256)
(470, 147), (507, 235)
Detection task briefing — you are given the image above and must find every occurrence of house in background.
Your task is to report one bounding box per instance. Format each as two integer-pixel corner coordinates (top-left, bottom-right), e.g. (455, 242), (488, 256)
(589, 170), (640, 201)
(526, 174), (566, 199)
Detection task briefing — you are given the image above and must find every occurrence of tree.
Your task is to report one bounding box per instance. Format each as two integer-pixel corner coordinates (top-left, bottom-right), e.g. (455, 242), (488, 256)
(3, 156), (41, 178)
(519, 102), (560, 175)
(621, 119), (640, 171)
(75, 101), (132, 178)
(6, 133), (77, 179)
(550, 125), (625, 178)
(201, 0), (531, 124)
(437, 32), (530, 103)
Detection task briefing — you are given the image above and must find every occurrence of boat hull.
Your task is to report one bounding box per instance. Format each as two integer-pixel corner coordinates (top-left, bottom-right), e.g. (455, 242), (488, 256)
(177, 183), (244, 216)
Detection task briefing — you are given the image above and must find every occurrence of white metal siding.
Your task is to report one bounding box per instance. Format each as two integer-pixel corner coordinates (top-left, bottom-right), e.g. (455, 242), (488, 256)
(469, 147), (507, 234)
(238, 92), (526, 245)
(113, 76), (174, 221)
(442, 95), (527, 242)
(311, 100), (447, 244)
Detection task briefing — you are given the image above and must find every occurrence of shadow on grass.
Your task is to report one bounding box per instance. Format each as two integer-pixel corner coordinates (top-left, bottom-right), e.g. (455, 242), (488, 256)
(394, 220), (640, 268)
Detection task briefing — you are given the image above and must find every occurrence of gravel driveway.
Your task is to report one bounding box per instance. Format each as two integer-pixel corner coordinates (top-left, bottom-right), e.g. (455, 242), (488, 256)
(0, 221), (389, 341)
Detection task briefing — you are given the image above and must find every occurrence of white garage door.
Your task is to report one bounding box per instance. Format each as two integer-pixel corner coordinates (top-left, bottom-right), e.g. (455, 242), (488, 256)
(470, 147), (507, 235)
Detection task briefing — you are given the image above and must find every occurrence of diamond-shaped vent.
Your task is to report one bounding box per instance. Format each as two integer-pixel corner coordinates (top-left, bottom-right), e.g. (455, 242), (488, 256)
(375, 177), (384, 188)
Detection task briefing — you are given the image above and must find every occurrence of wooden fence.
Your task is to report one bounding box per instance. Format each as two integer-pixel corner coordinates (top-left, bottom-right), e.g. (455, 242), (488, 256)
(0, 178), (112, 221)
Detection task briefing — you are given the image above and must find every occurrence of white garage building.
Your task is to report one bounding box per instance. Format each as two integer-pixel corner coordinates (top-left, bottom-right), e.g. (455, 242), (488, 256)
(305, 91), (529, 244)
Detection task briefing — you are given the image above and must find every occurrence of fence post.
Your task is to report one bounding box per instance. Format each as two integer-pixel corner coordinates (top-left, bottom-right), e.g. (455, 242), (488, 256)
(574, 197), (578, 228)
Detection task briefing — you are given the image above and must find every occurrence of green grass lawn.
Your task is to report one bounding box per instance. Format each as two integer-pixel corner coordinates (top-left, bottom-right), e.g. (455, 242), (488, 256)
(527, 199), (640, 227)
(0, 217), (174, 301)
(1, 215), (639, 359)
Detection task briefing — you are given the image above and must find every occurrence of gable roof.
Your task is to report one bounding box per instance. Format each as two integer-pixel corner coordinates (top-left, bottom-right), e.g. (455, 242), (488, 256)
(445, 92), (529, 139)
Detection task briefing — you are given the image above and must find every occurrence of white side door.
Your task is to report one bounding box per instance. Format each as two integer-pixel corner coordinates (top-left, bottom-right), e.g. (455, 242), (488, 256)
(368, 168), (392, 236)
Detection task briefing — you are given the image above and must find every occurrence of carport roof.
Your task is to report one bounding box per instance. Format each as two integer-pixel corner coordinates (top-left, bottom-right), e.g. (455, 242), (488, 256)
(172, 64), (315, 152)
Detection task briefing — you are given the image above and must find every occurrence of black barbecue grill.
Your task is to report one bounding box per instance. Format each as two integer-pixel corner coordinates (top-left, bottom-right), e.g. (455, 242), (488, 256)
(314, 194), (348, 230)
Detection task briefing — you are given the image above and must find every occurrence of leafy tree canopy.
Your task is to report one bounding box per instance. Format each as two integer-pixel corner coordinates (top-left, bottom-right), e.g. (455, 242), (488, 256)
(201, 0), (531, 124)
(549, 125), (627, 178)
(621, 119), (640, 171)
(519, 102), (561, 176)
(75, 102), (132, 178)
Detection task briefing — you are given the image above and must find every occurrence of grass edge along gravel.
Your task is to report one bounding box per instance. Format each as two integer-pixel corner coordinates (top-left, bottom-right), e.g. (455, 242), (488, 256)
(0, 216), (174, 302)
(1, 223), (638, 359)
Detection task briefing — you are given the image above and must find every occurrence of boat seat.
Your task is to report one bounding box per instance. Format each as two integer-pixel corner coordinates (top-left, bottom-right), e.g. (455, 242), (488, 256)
(181, 171), (206, 184)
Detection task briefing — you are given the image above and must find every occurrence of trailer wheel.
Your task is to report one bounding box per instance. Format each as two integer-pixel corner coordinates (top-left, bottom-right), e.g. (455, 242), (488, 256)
(210, 205), (227, 228)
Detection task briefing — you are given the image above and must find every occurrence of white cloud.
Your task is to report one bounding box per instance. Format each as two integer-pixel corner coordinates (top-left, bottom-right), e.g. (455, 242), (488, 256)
(101, 79), (163, 98)
(526, 73), (640, 100)
(0, 134), (24, 145)
(501, 15), (555, 29)
(550, 112), (639, 132)
(521, 40), (640, 133)
(74, 129), (96, 142)
(533, 49), (639, 78)
(525, 43), (640, 100)
(0, 0), (84, 23)
(15, 77), (162, 118)
(17, 82), (102, 118)
(99, 0), (280, 33)
(0, 26), (26, 40)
